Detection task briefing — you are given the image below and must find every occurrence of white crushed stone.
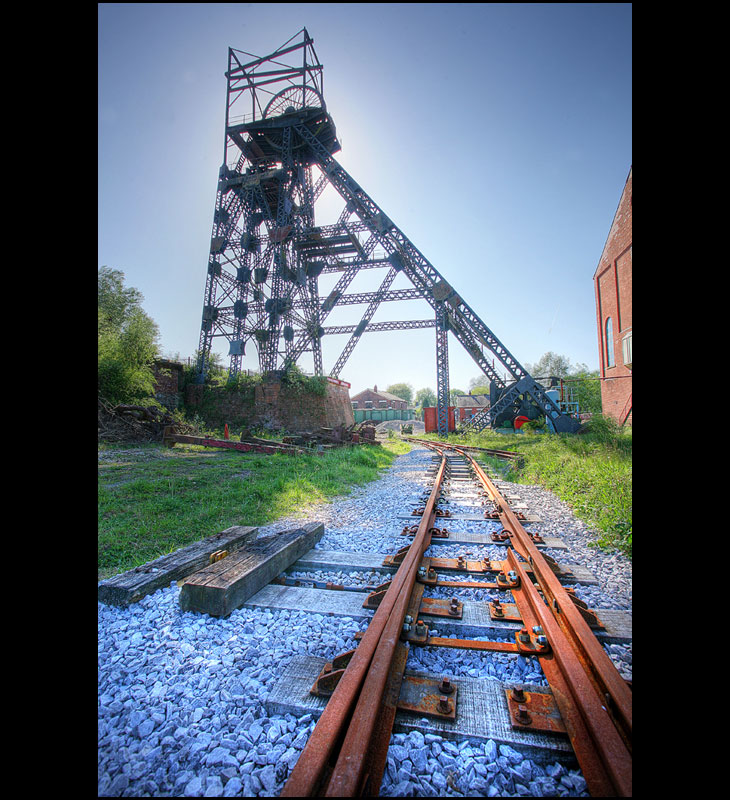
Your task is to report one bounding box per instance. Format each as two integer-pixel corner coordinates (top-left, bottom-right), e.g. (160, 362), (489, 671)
(99, 443), (629, 796)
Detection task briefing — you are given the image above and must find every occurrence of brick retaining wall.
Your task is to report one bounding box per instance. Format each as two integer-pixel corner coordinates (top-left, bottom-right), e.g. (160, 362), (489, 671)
(185, 379), (354, 432)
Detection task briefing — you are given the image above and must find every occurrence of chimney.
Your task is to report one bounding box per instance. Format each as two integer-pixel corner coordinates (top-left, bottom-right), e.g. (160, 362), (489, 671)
(374, 385), (377, 393)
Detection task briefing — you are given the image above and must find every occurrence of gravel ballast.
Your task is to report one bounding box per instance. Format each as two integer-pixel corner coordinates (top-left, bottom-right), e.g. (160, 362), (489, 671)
(98, 443), (631, 796)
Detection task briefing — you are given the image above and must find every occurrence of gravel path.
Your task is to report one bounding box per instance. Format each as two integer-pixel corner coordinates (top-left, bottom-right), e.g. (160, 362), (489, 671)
(98, 443), (631, 796)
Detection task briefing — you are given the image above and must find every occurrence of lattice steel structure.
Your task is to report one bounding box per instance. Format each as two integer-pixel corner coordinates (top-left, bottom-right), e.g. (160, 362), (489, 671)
(195, 30), (580, 434)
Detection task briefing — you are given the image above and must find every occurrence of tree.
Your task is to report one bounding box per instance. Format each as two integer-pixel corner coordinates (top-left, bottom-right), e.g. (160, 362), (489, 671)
(468, 374), (490, 393)
(565, 367), (602, 415)
(414, 387), (436, 409)
(98, 267), (160, 403)
(521, 352), (602, 415)
(385, 382), (414, 406)
(449, 388), (465, 405)
(524, 351), (573, 378)
(98, 267), (145, 335)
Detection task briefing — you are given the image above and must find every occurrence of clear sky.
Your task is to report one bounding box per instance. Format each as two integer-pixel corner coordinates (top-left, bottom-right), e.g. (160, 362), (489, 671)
(98, 3), (632, 397)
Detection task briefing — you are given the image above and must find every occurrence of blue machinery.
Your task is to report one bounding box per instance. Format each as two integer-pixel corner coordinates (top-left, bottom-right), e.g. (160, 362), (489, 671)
(195, 30), (581, 435)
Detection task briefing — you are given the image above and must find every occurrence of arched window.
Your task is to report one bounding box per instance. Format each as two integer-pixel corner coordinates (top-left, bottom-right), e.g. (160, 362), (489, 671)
(605, 317), (615, 368)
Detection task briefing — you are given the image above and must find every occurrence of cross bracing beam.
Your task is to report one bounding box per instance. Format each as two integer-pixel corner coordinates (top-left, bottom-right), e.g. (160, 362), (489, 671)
(214, 288), (427, 321)
(323, 319), (435, 335)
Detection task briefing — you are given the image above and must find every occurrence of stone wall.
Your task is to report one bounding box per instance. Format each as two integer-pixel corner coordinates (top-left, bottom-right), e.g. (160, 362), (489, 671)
(152, 360), (184, 410)
(185, 378), (354, 433)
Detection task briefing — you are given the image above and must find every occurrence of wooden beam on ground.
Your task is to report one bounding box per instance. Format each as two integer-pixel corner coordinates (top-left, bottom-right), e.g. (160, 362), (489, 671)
(97, 525), (259, 607)
(179, 522), (325, 617)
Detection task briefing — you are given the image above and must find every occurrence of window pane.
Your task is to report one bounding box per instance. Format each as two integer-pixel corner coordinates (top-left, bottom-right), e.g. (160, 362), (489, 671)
(606, 318), (615, 367)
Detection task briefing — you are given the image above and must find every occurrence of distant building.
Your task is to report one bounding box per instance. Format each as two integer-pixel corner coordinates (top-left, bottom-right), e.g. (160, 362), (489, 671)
(593, 167), (632, 426)
(453, 394), (490, 423)
(351, 385), (408, 411)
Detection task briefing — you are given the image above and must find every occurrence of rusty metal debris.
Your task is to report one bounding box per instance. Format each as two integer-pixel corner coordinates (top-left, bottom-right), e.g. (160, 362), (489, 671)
(162, 421), (381, 455)
(162, 427), (305, 455)
(283, 421), (379, 448)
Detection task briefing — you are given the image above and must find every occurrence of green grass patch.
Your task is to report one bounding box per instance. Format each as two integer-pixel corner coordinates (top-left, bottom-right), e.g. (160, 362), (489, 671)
(98, 439), (411, 580)
(419, 420), (632, 558)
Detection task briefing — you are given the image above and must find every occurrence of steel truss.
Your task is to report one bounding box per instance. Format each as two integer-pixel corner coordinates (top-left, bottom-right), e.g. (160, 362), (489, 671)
(194, 29), (580, 432)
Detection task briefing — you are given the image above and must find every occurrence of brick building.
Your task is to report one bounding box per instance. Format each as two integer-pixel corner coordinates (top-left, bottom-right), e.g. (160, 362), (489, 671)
(454, 394), (489, 423)
(350, 385), (408, 411)
(593, 167), (632, 426)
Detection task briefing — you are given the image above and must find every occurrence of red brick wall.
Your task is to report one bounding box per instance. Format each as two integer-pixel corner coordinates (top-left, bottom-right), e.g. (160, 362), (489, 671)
(594, 169), (632, 424)
(152, 361), (181, 395)
(185, 379), (354, 432)
(152, 360), (183, 410)
(254, 380), (354, 430)
(351, 389), (407, 409)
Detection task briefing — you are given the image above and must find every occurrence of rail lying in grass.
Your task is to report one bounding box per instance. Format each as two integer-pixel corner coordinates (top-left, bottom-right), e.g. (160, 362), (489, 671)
(163, 428), (307, 455)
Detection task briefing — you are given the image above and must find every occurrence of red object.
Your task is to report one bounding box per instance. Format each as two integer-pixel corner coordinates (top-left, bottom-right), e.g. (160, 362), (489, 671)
(423, 407), (456, 433)
(326, 377), (351, 389)
(514, 415), (530, 430)
(224, 423), (230, 439)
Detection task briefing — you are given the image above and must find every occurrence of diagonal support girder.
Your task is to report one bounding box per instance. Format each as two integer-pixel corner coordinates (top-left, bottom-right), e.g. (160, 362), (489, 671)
(292, 121), (579, 431)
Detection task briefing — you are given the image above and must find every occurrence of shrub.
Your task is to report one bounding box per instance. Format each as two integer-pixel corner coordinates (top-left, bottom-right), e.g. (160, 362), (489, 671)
(98, 267), (160, 404)
(280, 364), (328, 396)
(580, 414), (621, 444)
(521, 419), (545, 433)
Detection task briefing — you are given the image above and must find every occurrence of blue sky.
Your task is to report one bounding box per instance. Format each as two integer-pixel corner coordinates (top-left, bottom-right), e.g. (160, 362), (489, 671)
(98, 3), (631, 397)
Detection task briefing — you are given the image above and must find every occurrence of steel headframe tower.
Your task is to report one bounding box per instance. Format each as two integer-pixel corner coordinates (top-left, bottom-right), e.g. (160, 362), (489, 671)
(194, 30), (581, 434)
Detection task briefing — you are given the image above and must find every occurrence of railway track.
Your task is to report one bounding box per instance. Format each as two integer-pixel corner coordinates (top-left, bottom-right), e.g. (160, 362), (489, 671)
(276, 439), (632, 797)
(98, 439), (632, 797)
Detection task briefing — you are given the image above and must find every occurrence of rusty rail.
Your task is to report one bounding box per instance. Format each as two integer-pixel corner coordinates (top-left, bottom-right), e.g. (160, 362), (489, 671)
(162, 427), (304, 455)
(445, 443), (632, 796)
(281, 448), (449, 796)
(282, 439), (631, 797)
(403, 435), (522, 463)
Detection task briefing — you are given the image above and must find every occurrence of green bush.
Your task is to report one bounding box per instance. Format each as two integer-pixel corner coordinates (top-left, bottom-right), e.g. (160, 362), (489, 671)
(280, 364), (328, 396)
(580, 414), (622, 444)
(98, 267), (160, 404)
(224, 371), (263, 396)
(521, 419), (545, 433)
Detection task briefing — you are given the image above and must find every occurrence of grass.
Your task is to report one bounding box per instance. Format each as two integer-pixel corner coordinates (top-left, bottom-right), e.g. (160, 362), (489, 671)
(419, 419), (632, 559)
(98, 438), (411, 580)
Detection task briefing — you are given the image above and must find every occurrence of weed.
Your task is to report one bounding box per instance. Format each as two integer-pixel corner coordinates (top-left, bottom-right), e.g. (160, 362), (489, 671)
(420, 426), (632, 558)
